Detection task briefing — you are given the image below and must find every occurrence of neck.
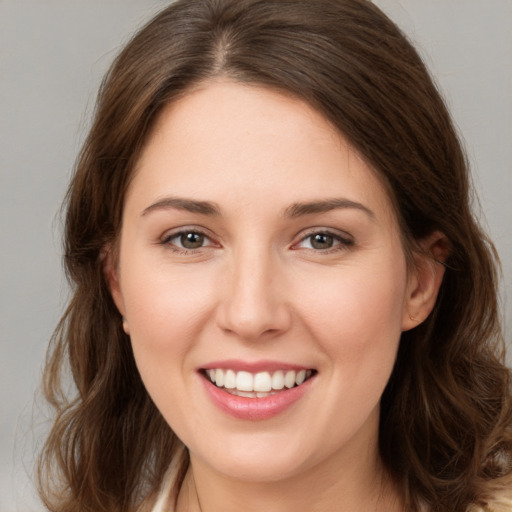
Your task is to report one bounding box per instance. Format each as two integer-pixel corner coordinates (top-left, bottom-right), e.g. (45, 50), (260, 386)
(176, 442), (402, 512)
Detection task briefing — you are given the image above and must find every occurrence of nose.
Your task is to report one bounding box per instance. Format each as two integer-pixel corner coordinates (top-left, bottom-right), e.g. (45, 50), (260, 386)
(216, 246), (292, 341)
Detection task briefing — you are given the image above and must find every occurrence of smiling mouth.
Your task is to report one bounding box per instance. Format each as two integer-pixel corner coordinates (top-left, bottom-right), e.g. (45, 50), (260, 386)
(202, 368), (316, 398)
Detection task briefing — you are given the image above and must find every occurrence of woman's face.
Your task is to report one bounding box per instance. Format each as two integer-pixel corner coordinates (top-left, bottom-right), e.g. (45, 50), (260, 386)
(110, 81), (422, 483)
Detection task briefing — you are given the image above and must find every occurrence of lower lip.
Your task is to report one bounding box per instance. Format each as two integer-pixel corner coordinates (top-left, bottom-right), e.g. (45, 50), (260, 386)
(201, 374), (314, 421)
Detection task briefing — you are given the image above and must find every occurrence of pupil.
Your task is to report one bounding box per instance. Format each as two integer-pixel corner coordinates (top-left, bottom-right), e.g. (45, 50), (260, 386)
(311, 233), (333, 249)
(181, 232), (204, 249)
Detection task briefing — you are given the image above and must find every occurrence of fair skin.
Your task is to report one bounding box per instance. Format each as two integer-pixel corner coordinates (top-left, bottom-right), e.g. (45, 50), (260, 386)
(107, 81), (445, 512)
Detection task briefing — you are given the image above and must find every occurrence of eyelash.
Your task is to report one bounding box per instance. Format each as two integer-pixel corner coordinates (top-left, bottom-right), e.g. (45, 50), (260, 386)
(160, 228), (354, 254)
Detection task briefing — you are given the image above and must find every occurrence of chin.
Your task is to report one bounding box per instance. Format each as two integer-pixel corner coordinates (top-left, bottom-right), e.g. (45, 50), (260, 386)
(189, 428), (330, 484)
(206, 453), (311, 484)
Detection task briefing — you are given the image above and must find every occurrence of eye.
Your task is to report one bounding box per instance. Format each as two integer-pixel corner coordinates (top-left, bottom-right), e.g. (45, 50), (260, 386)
(161, 229), (215, 252)
(306, 233), (336, 250)
(177, 232), (206, 249)
(294, 230), (353, 252)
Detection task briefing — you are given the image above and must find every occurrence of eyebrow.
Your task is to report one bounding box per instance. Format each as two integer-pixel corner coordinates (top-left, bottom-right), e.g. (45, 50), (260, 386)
(284, 198), (375, 220)
(142, 197), (221, 216)
(141, 196), (375, 220)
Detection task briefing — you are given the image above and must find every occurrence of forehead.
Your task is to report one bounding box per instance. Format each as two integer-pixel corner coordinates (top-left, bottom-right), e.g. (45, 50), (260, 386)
(127, 80), (396, 225)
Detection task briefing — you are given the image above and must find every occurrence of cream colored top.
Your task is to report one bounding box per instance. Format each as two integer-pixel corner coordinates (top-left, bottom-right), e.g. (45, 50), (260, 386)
(468, 496), (512, 512)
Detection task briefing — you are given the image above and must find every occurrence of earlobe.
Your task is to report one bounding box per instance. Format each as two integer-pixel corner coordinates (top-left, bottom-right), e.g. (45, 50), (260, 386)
(102, 243), (127, 320)
(402, 231), (450, 331)
(122, 317), (130, 335)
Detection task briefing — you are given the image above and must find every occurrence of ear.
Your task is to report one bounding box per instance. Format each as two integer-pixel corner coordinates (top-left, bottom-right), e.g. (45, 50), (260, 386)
(102, 243), (129, 334)
(402, 231), (450, 331)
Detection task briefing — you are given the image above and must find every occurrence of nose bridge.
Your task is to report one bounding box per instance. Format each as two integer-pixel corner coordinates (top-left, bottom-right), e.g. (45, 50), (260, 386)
(218, 241), (290, 340)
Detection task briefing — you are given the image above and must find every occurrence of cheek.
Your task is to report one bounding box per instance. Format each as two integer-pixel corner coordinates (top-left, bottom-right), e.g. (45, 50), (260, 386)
(299, 260), (407, 374)
(120, 263), (220, 430)
(292, 263), (407, 446)
(120, 259), (218, 368)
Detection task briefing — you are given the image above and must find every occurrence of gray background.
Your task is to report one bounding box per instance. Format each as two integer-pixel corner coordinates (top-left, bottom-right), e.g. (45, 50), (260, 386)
(1, 1), (510, 511)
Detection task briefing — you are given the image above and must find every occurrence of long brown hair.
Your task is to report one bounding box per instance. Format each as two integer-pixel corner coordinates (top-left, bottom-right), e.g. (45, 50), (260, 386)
(38, 1), (512, 511)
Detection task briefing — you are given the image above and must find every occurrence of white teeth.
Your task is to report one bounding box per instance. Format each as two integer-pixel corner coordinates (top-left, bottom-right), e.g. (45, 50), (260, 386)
(234, 390), (256, 398)
(254, 372), (272, 392)
(284, 370), (296, 389)
(236, 371), (254, 392)
(206, 368), (314, 394)
(271, 370), (285, 390)
(224, 369), (236, 389)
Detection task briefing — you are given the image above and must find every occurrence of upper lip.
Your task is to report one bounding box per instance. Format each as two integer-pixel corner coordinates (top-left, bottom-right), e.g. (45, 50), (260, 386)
(200, 359), (314, 373)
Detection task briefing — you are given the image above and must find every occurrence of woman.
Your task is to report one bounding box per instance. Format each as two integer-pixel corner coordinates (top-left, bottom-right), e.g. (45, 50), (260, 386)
(38, 0), (512, 511)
